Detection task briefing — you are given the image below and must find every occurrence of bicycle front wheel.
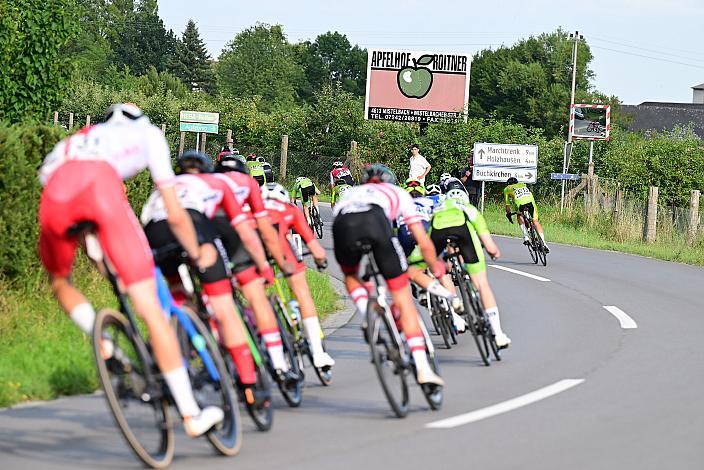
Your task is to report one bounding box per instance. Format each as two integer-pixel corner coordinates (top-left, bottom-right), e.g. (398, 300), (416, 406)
(457, 275), (491, 366)
(367, 300), (409, 418)
(533, 227), (547, 266)
(311, 206), (324, 239)
(93, 309), (174, 469)
(270, 296), (304, 407)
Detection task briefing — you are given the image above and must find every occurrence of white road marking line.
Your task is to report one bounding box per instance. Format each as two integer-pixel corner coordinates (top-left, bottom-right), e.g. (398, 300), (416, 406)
(603, 306), (638, 329)
(489, 264), (551, 282)
(425, 379), (584, 429)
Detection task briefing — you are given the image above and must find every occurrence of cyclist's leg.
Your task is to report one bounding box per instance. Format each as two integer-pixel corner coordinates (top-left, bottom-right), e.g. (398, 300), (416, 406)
(529, 203), (548, 248)
(332, 212), (368, 316)
(301, 189), (312, 225)
(515, 206), (530, 242)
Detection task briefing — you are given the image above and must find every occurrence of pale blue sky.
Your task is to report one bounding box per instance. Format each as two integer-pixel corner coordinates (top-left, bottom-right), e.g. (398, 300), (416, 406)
(159, 0), (704, 105)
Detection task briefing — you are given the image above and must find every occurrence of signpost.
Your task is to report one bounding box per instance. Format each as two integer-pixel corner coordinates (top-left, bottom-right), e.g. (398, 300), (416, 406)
(472, 142), (539, 212)
(550, 173), (581, 181)
(179, 110), (220, 153)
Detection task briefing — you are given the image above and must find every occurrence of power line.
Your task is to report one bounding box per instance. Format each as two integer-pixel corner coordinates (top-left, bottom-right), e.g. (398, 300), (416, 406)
(590, 45), (704, 70)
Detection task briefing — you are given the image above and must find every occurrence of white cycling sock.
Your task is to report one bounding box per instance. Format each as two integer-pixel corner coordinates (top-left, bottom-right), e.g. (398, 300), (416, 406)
(70, 303), (96, 335)
(163, 367), (201, 418)
(302, 316), (325, 357)
(520, 224), (529, 239)
(486, 306), (504, 336)
(539, 232), (547, 243)
(262, 330), (289, 371)
(407, 335), (431, 371)
(350, 287), (369, 318)
(427, 280), (452, 299)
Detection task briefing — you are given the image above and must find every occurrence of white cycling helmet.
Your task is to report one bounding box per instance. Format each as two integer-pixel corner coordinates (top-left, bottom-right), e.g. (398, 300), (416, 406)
(104, 103), (148, 125)
(440, 172), (452, 182)
(262, 182), (290, 203)
(426, 184), (441, 195)
(296, 176), (306, 183)
(446, 188), (469, 203)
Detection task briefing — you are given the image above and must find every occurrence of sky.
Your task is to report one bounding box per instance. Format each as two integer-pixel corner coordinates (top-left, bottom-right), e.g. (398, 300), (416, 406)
(159, 0), (704, 105)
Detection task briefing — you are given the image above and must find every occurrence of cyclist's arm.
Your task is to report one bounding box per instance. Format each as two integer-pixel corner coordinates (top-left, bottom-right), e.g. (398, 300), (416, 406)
(290, 184), (300, 203)
(314, 184), (320, 195)
(503, 187), (514, 213)
(291, 206), (326, 261)
(160, 185), (201, 261)
(408, 221), (440, 274)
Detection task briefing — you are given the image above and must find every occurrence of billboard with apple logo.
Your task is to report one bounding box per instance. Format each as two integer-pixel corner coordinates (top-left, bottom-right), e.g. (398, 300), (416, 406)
(364, 49), (471, 123)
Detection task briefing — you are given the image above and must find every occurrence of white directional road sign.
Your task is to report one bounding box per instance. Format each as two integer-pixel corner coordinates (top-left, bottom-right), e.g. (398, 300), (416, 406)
(473, 143), (538, 168)
(179, 111), (219, 125)
(473, 166), (536, 184)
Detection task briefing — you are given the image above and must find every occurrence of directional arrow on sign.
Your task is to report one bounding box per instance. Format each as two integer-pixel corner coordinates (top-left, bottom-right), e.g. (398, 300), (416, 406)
(478, 149), (485, 158)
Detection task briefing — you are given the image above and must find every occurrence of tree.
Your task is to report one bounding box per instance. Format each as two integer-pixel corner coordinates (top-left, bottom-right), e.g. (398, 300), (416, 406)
(469, 29), (597, 137)
(0, 0), (78, 122)
(299, 32), (367, 101)
(63, 0), (114, 79)
(216, 24), (304, 109)
(169, 20), (216, 93)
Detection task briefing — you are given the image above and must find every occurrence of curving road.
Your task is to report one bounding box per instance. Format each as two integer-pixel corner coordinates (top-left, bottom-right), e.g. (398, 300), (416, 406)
(1, 203), (703, 469)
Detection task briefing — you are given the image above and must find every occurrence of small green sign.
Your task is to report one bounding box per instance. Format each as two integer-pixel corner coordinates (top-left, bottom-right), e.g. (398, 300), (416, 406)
(179, 122), (219, 134)
(179, 110), (219, 124)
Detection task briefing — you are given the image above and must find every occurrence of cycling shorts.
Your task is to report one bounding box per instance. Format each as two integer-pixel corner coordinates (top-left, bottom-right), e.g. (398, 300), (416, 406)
(299, 185), (315, 203)
(518, 202), (538, 220)
(211, 215), (257, 277)
(397, 220), (430, 257)
(252, 174), (265, 187)
(38, 161), (153, 286)
(332, 205), (408, 291)
(429, 223), (486, 275)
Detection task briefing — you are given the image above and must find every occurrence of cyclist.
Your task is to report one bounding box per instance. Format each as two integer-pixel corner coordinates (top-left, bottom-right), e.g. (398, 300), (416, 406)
(425, 184), (444, 206)
(329, 160), (354, 187)
(211, 152), (300, 384)
(332, 164), (445, 386)
(430, 188), (511, 348)
(399, 179), (466, 333)
(245, 153), (266, 186)
(330, 177), (352, 210)
(439, 172), (467, 194)
(291, 176), (321, 227)
(257, 155), (274, 183)
(261, 182), (335, 369)
(140, 151), (274, 404)
(38, 103), (222, 437)
(504, 177), (549, 251)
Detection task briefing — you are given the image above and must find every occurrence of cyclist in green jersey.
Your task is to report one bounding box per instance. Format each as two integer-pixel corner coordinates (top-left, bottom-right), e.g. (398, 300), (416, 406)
(428, 188), (511, 348)
(291, 176), (320, 226)
(246, 153), (266, 186)
(330, 178), (352, 210)
(504, 177), (548, 251)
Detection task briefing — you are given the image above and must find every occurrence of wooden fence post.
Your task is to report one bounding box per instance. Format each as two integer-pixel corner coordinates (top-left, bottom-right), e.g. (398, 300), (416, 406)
(68, 112), (74, 130)
(687, 189), (700, 246)
(85, 115), (91, 126)
(645, 186), (659, 243)
(179, 132), (185, 156)
(349, 140), (360, 181)
(161, 123), (166, 135)
(53, 111), (58, 126)
(200, 133), (207, 153)
(226, 129), (233, 150)
(279, 135), (289, 184)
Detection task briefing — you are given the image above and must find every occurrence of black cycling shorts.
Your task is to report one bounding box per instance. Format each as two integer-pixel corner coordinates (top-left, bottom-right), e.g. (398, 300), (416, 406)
(338, 174), (354, 186)
(332, 205), (407, 281)
(518, 202), (535, 218)
(299, 185), (315, 203)
(252, 174), (265, 187)
(211, 214), (256, 274)
(429, 223), (479, 265)
(144, 210), (230, 284)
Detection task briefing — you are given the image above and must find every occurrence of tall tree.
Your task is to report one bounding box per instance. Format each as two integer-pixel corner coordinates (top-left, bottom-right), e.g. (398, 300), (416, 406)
(169, 20), (216, 93)
(469, 29), (596, 137)
(0, 0), (78, 122)
(63, 0), (113, 78)
(216, 24), (304, 108)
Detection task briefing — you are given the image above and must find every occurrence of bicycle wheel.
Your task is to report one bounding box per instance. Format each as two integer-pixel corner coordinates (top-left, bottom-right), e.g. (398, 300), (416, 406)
(533, 227), (547, 266)
(367, 300), (409, 418)
(312, 206), (324, 239)
(417, 319), (443, 411)
(303, 337), (333, 386)
(526, 226), (539, 264)
(456, 274), (490, 366)
(175, 306), (242, 456)
(446, 309), (458, 345)
(429, 296), (451, 349)
(93, 309), (174, 469)
(270, 296), (304, 407)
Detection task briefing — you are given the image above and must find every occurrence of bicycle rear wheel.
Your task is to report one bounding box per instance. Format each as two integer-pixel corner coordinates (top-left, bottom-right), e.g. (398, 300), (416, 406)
(311, 206), (323, 239)
(304, 338), (333, 386)
(457, 275), (491, 366)
(93, 309), (174, 469)
(417, 319), (443, 411)
(270, 296), (304, 407)
(533, 227), (547, 266)
(367, 300), (409, 418)
(175, 306), (242, 456)
(430, 296), (451, 349)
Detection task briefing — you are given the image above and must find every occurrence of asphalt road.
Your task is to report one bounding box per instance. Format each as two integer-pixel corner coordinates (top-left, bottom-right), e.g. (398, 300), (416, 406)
(2, 203), (703, 469)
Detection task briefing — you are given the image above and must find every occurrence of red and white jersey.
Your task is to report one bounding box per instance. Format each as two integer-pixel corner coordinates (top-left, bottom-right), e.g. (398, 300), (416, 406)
(140, 173), (247, 226)
(263, 199), (315, 244)
(213, 172), (268, 220)
(332, 183), (422, 226)
(330, 167), (352, 185)
(39, 122), (175, 188)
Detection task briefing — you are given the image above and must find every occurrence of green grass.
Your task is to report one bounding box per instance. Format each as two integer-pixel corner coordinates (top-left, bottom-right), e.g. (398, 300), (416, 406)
(305, 268), (339, 319)
(482, 201), (704, 265)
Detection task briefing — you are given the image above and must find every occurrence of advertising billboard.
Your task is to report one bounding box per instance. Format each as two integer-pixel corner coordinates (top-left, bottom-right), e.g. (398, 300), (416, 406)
(364, 49), (471, 123)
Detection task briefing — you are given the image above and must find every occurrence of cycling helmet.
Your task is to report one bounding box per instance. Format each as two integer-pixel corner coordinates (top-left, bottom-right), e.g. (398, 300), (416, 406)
(446, 188), (469, 203)
(426, 184), (441, 195)
(406, 186), (426, 198)
(507, 177), (518, 185)
(335, 178), (348, 186)
(443, 179), (467, 193)
(231, 148), (240, 155)
(177, 150), (213, 174)
(439, 172), (452, 182)
(104, 103), (148, 125)
(215, 153), (249, 174)
(404, 178), (423, 188)
(256, 156), (267, 163)
(296, 176), (307, 183)
(361, 163), (397, 185)
(262, 182), (290, 203)
(333, 161), (344, 168)
(246, 153), (257, 161)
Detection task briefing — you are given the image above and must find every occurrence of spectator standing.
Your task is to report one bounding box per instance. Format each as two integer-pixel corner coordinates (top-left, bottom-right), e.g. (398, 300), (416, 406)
(408, 144), (431, 185)
(460, 158), (482, 207)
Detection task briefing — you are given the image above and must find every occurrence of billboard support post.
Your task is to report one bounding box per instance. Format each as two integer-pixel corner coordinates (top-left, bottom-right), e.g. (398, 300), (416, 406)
(481, 181), (485, 213)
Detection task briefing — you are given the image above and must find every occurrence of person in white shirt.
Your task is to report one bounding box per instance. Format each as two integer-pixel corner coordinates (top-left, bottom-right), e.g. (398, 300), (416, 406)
(408, 144), (431, 185)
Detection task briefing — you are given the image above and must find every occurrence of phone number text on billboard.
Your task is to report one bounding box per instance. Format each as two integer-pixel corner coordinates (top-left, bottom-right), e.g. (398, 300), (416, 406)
(367, 107), (464, 123)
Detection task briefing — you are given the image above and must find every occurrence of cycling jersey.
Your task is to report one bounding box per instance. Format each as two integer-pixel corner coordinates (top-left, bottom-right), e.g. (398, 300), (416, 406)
(246, 160), (266, 185)
(264, 199), (314, 274)
(431, 198), (489, 235)
(39, 122), (174, 187)
(291, 178), (318, 203)
(331, 183), (352, 205)
(330, 167), (353, 186)
(396, 196), (434, 256)
(504, 183), (535, 209)
(213, 171), (269, 220)
(332, 183), (422, 226)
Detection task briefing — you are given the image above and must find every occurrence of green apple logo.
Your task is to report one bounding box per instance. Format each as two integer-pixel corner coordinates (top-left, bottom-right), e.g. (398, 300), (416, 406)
(398, 55), (434, 99)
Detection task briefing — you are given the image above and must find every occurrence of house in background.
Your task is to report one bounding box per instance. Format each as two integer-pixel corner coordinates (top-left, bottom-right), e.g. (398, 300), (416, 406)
(620, 82), (704, 138)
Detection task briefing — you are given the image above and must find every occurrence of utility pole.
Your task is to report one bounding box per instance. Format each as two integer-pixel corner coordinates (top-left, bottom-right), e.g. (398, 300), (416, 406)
(561, 30), (583, 213)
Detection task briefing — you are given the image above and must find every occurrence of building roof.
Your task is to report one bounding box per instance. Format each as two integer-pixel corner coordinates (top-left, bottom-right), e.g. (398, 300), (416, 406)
(620, 102), (704, 138)
(692, 83), (704, 90)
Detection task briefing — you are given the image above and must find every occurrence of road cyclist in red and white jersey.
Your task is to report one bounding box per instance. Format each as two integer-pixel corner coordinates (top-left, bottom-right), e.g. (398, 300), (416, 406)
(140, 150), (274, 406)
(261, 182), (335, 369)
(331, 164), (445, 386)
(37, 103), (222, 437)
(211, 151), (300, 386)
(329, 160), (354, 188)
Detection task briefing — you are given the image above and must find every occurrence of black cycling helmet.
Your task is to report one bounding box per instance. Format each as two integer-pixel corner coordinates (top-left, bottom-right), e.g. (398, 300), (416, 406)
(443, 180), (466, 194)
(216, 152), (249, 174)
(177, 150), (213, 174)
(507, 177), (518, 185)
(361, 163), (397, 185)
